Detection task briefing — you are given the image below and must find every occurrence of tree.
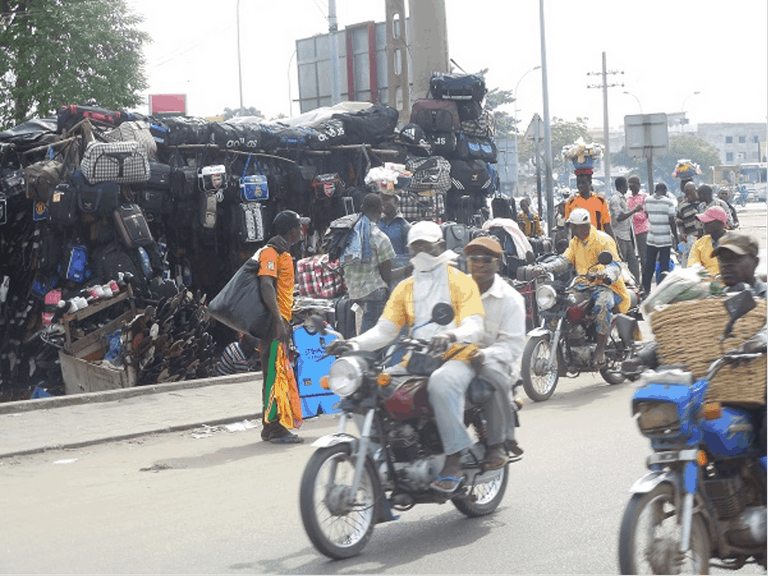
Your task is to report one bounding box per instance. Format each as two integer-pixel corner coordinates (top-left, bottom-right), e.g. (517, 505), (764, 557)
(0, 0), (149, 130)
(476, 69), (516, 139)
(517, 116), (591, 183)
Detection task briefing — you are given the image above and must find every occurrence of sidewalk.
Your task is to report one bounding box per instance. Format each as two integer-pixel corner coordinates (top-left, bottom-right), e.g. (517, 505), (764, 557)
(0, 373), (264, 459)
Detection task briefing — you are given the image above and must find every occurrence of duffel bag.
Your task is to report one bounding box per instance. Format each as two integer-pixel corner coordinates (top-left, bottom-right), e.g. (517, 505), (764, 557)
(71, 169), (120, 217)
(456, 100), (484, 122)
(430, 72), (487, 102)
(162, 116), (212, 146)
(80, 141), (150, 184)
(103, 120), (157, 158)
(306, 118), (347, 149)
(260, 124), (309, 153)
(25, 159), (67, 201)
(210, 122), (248, 150)
(113, 203), (154, 247)
(460, 109), (495, 138)
(410, 99), (460, 133)
(57, 104), (124, 133)
(426, 131), (457, 157)
(405, 155), (452, 194)
(296, 253), (345, 299)
(332, 103), (399, 145)
(450, 159), (492, 194)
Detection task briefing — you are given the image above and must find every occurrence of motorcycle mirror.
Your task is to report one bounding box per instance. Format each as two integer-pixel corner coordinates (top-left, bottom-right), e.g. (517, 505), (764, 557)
(525, 251), (535, 264)
(430, 303), (455, 326)
(721, 289), (756, 340)
(597, 251), (613, 266)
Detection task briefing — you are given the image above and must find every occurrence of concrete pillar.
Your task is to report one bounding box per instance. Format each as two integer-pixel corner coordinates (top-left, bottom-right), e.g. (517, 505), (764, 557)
(385, 0), (410, 123)
(407, 0), (449, 101)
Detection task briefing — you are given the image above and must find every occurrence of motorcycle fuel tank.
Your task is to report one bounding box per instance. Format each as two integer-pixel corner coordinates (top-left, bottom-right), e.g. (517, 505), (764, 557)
(700, 406), (755, 456)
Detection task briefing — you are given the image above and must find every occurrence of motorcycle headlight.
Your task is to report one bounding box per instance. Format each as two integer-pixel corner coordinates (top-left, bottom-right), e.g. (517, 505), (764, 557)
(536, 284), (558, 310)
(327, 356), (365, 397)
(634, 401), (681, 436)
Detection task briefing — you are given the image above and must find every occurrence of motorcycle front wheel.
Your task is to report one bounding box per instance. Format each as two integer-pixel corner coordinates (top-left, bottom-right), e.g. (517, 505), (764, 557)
(521, 335), (560, 402)
(299, 444), (380, 559)
(600, 326), (629, 386)
(452, 466), (509, 517)
(618, 483), (711, 574)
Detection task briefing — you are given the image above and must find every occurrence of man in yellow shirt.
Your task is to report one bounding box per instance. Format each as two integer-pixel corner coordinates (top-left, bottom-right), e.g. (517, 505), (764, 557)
(518, 197), (543, 237)
(535, 208), (630, 365)
(327, 221), (485, 493)
(688, 206), (727, 278)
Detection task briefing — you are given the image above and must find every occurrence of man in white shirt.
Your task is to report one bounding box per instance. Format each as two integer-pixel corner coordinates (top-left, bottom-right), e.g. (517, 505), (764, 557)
(464, 236), (526, 469)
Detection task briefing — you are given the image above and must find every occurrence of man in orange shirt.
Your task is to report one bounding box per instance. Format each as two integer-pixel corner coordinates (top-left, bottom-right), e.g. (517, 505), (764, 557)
(258, 210), (308, 444)
(564, 169), (614, 240)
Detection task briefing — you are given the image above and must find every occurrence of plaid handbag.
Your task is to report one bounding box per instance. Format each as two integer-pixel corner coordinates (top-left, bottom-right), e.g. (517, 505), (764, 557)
(103, 120), (158, 158)
(400, 191), (445, 222)
(80, 141), (150, 184)
(405, 155), (451, 194)
(296, 253), (345, 299)
(460, 109), (496, 138)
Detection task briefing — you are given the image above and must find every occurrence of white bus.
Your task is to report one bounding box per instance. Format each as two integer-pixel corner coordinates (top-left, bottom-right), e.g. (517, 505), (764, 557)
(738, 162), (767, 202)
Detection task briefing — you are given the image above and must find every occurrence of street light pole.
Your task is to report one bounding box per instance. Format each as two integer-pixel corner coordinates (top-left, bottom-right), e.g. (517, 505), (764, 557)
(237, 0), (243, 115)
(512, 65), (541, 198)
(623, 90), (642, 113)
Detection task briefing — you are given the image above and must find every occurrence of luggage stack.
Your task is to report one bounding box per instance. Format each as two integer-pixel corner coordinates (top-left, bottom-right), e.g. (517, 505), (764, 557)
(404, 72), (498, 224)
(0, 101), (405, 401)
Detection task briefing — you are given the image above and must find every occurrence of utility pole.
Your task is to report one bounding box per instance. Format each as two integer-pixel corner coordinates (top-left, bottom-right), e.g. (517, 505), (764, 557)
(539, 0), (555, 236)
(587, 52), (623, 197)
(329, 0), (340, 105)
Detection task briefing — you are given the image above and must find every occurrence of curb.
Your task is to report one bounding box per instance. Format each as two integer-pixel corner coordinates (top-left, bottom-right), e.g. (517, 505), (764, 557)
(0, 412), (261, 460)
(0, 372), (263, 415)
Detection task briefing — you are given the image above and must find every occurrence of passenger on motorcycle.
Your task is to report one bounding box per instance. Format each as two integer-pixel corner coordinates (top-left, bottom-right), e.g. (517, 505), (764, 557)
(463, 236), (526, 467)
(326, 221), (485, 493)
(534, 208), (631, 365)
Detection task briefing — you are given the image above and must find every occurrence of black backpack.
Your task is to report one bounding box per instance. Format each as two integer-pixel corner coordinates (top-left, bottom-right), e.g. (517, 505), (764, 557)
(323, 213), (361, 263)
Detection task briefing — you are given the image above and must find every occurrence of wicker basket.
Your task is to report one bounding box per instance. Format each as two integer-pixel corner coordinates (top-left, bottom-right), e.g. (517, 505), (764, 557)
(650, 298), (767, 405)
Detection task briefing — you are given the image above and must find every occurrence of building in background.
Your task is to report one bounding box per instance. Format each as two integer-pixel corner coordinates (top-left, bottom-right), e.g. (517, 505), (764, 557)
(697, 123), (767, 165)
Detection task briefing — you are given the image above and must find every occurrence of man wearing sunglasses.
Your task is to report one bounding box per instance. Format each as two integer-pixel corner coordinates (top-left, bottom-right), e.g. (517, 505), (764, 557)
(464, 237), (527, 469)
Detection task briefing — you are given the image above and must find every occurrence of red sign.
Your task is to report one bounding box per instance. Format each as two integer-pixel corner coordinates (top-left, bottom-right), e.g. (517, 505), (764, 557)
(149, 94), (186, 115)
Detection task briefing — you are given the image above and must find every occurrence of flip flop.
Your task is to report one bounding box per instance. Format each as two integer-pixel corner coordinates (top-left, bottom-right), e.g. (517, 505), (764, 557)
(269, 432), (304, 444)
(430, 474), (465, 494)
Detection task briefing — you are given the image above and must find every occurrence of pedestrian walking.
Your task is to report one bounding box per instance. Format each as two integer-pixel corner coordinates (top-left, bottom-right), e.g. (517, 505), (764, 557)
(626, 175), (649, 278)
(676, 181), (702, 267)
(609, 176), (642, 282)
(259, 210), (307, 444)
(641, 183), (679, 294)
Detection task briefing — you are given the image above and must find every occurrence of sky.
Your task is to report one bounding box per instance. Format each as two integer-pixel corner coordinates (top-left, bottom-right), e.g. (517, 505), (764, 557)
(125, 0), (768, 132)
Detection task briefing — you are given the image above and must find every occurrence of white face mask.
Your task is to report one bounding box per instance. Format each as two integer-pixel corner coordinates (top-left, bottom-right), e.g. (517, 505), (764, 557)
(410, 250), (457, 273)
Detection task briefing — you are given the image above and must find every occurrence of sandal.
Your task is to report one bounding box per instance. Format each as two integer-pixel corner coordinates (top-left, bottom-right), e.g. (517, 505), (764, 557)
(430, 474), (466, 493)
(269, 432), (304, 444)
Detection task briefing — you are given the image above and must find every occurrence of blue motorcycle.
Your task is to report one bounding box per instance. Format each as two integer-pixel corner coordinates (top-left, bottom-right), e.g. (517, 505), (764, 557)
(618, 290), (766, 574)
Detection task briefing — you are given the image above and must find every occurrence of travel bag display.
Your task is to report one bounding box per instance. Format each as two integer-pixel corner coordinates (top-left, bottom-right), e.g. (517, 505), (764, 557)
(410, 99), (461, 133)
(430, 72), (487, 102)
(113, 203), (154, 247)
(25, 159), (67, 202)
(80, 141), (150, 184)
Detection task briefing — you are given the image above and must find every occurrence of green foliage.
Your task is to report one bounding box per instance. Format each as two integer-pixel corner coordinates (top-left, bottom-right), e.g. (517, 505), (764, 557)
(222, 107), (264, 121)
(518, 117), (590, 164)
(0, 0), (149, 130)
(477, 68), (516, 138)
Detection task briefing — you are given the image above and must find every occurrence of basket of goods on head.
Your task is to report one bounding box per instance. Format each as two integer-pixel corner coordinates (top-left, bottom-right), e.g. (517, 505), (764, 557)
(650, 297), (767, 405)
(673, 158), (702, 180)
(562, 137), (603, 170)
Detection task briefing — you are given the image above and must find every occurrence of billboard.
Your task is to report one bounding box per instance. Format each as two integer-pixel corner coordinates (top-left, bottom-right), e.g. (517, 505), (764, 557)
(149, 94), (187, 117)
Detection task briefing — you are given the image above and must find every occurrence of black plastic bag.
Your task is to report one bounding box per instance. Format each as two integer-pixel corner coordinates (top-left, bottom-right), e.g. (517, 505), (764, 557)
(207, 254), (273, 339)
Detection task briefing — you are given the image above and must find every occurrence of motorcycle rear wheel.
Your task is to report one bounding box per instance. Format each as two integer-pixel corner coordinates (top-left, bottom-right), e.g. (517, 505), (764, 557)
(521, 335), (560, 402)
(600, 326), (629, 386)
(618, 483), (711, 574)
(299, 444), (380, 559)
(452, 466), (509, 517)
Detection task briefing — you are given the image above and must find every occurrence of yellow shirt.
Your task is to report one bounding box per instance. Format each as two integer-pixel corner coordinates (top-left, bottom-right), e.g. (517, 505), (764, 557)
(563, 227), (631, 313)
(688, 235), (720, 278)
(518, 212), (543, 237)
(381, 266), (484, 329)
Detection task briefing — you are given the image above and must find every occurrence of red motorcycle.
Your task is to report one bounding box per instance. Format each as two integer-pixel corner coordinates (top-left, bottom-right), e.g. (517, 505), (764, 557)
(516, 251), (641, 402)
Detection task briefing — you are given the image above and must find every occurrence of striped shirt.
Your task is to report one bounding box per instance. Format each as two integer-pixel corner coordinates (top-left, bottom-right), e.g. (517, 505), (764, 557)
(645, 194), (677, 247)
(676, 199), (701, 236)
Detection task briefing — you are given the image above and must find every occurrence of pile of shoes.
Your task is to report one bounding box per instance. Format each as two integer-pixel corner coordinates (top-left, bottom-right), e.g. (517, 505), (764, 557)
(123, 289), (215, 384)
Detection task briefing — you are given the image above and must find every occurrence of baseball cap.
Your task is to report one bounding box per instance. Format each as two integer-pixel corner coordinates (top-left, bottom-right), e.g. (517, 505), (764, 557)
(464, 236), (503, 256)
(567, 207), (591, 225)
(711, 231), (759, 257)
(407, 221), (443, 245)
(272, 210), (310, 235)
(696, 206), (728, 224)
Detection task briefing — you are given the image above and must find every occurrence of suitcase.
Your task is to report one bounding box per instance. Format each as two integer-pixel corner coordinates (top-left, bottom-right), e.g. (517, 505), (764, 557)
(410, 99), (460, 133)
(430, 72), (487, 102)
(80, 141), (150, 184)
(113, 204), (154, 247)
(57, 104), (124, 133)
(47, 182), (78, 226)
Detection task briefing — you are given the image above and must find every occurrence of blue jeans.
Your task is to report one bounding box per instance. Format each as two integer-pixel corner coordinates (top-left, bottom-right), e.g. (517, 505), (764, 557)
(642, 244), (671, 293)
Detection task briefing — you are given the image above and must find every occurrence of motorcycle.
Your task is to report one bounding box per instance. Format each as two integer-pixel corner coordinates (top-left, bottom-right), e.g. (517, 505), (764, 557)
(516, 251), (641, 402)
(298, 304), (520, 559)
(618, 289), (767, 574)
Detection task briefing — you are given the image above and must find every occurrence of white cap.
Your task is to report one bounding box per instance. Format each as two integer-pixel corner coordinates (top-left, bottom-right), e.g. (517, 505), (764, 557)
(567, 207), (591, 225)
(407, 221), (443, 245)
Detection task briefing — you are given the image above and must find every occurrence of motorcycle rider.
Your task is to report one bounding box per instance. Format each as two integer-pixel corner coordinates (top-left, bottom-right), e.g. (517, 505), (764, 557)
(534, 208), (631, 366)
(326, 221), (485, 493)
(464, 236), (526, 467)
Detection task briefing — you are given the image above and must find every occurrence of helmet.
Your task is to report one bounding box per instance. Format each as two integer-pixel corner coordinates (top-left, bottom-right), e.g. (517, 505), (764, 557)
(567, 207), (591, 225)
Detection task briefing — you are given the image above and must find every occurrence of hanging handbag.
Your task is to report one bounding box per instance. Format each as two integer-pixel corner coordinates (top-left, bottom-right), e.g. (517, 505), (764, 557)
(312, 173), (343, 199)
(80, 140), (150, 184)
(239, 153), (269, 201)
